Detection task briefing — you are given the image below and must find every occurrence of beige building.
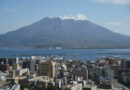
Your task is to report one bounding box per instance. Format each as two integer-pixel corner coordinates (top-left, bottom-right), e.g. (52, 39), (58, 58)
(39, 61), (56, 78)
(62, 81), (82, 90)
(10, 68), (30, 78)
(13, 64), (21, 70)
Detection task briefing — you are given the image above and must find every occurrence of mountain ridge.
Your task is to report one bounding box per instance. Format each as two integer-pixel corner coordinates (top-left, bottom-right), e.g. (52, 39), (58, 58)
(0, 17), (130, 49)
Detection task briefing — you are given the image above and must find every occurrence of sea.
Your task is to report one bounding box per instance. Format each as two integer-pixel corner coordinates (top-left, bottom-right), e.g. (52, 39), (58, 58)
(0, 48), (130, 61)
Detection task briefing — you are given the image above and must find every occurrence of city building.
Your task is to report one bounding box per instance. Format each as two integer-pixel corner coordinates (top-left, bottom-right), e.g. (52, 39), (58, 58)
(70, 65), (88, 80)
(121, 59), (130, 69)
(23, 60), (35, 74)
(10, 68), (30, 78)
(38, 61), (56, 78)
(0, 63), (10, 72)
(10, 84), (20, 90)
(62, 81), (82, 90)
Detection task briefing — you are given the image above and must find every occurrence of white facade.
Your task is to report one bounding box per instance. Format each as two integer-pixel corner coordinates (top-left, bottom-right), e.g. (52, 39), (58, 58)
(62, 83), (82, 90)
(11, 84), (20, 90)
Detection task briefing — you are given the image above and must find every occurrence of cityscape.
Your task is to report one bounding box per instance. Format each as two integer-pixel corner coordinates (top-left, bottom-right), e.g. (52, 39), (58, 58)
(0, 55), (130, 90)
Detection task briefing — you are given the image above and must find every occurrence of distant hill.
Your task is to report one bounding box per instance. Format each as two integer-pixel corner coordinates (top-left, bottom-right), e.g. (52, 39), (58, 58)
(0, 17), (130, 49)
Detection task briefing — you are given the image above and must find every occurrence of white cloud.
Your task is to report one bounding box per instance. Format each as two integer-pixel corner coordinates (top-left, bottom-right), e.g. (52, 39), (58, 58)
(105, 22), (123, 26)
(0, 8), (16, 12)
(60, 14), (88, 20)
(92, 0), (130, 5)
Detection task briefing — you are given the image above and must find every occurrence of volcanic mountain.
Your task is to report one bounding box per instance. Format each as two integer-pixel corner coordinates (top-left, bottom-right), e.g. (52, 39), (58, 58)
(0, 17), (130, 49)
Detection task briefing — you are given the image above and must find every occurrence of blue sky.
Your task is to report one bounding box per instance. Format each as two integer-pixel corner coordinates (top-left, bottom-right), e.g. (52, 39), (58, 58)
(0, 0), (130, 35)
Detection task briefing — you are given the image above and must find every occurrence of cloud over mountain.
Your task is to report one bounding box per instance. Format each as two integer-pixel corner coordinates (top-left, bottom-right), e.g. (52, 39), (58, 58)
(60, 14), (88, 20)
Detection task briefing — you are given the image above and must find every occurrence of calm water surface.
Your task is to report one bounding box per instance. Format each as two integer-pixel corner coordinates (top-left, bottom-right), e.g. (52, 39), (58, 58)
(0, 48), (130, 61)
